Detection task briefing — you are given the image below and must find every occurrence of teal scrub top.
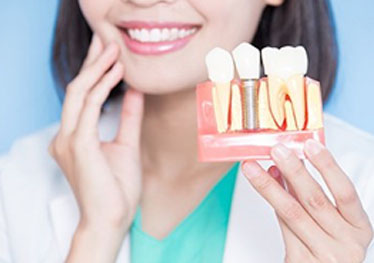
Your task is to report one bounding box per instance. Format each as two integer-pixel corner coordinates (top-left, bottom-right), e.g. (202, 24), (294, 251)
(130, 162), (240, 263)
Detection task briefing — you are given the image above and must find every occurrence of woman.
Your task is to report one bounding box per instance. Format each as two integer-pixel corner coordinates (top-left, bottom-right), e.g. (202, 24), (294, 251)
(1, 0), (374, 262)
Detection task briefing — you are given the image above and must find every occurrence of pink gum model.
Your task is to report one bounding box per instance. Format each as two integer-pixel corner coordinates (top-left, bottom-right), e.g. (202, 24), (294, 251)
(196, 78), (325, 162)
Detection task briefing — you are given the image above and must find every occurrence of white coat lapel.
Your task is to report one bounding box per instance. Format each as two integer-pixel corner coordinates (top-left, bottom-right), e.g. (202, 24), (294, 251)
(223, 161), (285, 263)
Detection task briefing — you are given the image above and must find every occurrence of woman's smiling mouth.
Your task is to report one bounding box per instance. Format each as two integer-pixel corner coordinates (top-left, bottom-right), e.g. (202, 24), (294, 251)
(118, 21), (201, 55)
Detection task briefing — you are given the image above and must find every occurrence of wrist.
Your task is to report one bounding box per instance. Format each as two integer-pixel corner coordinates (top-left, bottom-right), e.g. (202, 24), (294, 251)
(66, 221), (128, 263)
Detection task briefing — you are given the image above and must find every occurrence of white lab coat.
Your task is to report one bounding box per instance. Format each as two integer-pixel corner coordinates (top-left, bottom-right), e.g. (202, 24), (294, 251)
(1, 97), (374, 262)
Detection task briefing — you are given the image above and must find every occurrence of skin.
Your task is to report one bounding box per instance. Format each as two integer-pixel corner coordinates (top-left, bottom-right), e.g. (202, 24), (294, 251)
(47, 0), (373, 262)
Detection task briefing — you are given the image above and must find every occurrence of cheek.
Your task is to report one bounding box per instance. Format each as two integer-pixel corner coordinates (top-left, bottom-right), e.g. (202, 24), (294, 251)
(78, 0), (117, 43)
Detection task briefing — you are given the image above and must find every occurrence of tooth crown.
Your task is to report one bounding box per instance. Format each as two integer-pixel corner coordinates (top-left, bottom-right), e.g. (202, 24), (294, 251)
(205, 47), (234, 83)
(262, 46), (308, 80)
(232, 43), (260, 79)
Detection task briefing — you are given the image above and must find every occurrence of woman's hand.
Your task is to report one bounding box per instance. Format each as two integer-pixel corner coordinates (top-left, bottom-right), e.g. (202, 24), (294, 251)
(48, 35), (144, 262)
(242, 139), (373, 263)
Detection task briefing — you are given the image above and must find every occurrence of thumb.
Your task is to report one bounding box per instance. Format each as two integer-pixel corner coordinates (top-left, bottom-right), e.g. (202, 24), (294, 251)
(115, 88), (144, 150)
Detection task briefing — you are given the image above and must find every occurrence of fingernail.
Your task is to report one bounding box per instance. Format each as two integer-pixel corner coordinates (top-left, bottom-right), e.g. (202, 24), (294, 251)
(242, 161), (261, 178)
(268, 166), (281, 179)
(305, 139), (323, 156)
(271, 144), (291, 160)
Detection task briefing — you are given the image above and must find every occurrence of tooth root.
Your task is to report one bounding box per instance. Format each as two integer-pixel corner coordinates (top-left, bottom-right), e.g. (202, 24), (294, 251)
(286, 75), (306, 130)
(215, 83), (231, 132)
(258, 81), (278, 130)
(212, 86), (227, 133)
(285, 100), (298, 131)
(306, 82), (324, 129)
(268, 76), (286, 127)
(230, 84), (243, 131)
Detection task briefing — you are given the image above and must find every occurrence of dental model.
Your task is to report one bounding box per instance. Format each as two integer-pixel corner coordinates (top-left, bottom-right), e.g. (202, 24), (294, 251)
(262, 46), (308, 130)
(306, 81), (324, 129)
(232, 43), (260, 130)
(205, 47), (234, 133)
(196, 43), (325, 162)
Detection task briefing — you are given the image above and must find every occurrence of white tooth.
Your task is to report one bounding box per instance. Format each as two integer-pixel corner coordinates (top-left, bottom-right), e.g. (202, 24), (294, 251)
(140, 29), (150, 42)
(170, 28), (179, 40)
(262, 47), (280, 76)
(263, 46), (308, 80)
(150, 28), (161, 42)
(128, 30), (135, 39)
(232, 42), (260, 79)
(161, 28), (170, 41)
(134, 29), (141, 40)
(205, 47), (234, 83)
(205, 48), (234, 133)
(188, 28), (196, 35)
(178, 29), (186, 38)
(262, 46), (308, 129)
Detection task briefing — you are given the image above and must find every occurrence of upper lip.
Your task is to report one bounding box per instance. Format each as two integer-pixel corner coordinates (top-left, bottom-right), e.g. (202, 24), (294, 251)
(117, 20), (201, 30)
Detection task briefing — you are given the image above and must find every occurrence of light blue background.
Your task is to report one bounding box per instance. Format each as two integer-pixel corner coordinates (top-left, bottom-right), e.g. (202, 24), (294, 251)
(1, 0), (373, 154)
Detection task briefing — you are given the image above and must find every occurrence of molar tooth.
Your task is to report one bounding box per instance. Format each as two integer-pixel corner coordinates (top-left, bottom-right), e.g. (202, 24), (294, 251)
(262, 46), (308, 130)
(258, 80), (278, 130)
(287, 74), (306, 130)
(267, 76), (286, 127)
(285, 100), (298, 130)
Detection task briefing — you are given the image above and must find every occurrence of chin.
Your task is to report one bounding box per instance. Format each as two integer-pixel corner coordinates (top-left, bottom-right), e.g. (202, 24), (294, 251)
(122, 66), (207, 95)
(122, 74), (191, 95)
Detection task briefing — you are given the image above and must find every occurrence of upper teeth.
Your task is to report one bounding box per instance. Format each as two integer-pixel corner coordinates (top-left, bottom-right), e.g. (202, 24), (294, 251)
(127, 27), (197, 42)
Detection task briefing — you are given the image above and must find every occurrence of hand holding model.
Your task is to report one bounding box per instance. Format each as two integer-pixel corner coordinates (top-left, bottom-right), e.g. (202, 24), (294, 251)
(48, 34), (144, 263)
(243, 142), (373, 263)
(201, 43), (373, 261)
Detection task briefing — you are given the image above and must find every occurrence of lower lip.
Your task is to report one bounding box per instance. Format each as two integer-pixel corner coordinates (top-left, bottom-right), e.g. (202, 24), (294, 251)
(121, 29), (198, 55)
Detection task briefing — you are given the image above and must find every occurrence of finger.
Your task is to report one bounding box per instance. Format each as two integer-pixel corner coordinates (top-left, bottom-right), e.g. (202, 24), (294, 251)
(75, 62), (124, 138)
(242, 161), (330, 252)
(60, 43), (120, 135)
(304, 139), (370, 229)
(114, 88), (144, 151)
(81, 34), (104, 69)
(277, 212), (316, 260)
(268, 166), (318, 260)
(270, 144), (349, 238)
(268, 166), (319, 260)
